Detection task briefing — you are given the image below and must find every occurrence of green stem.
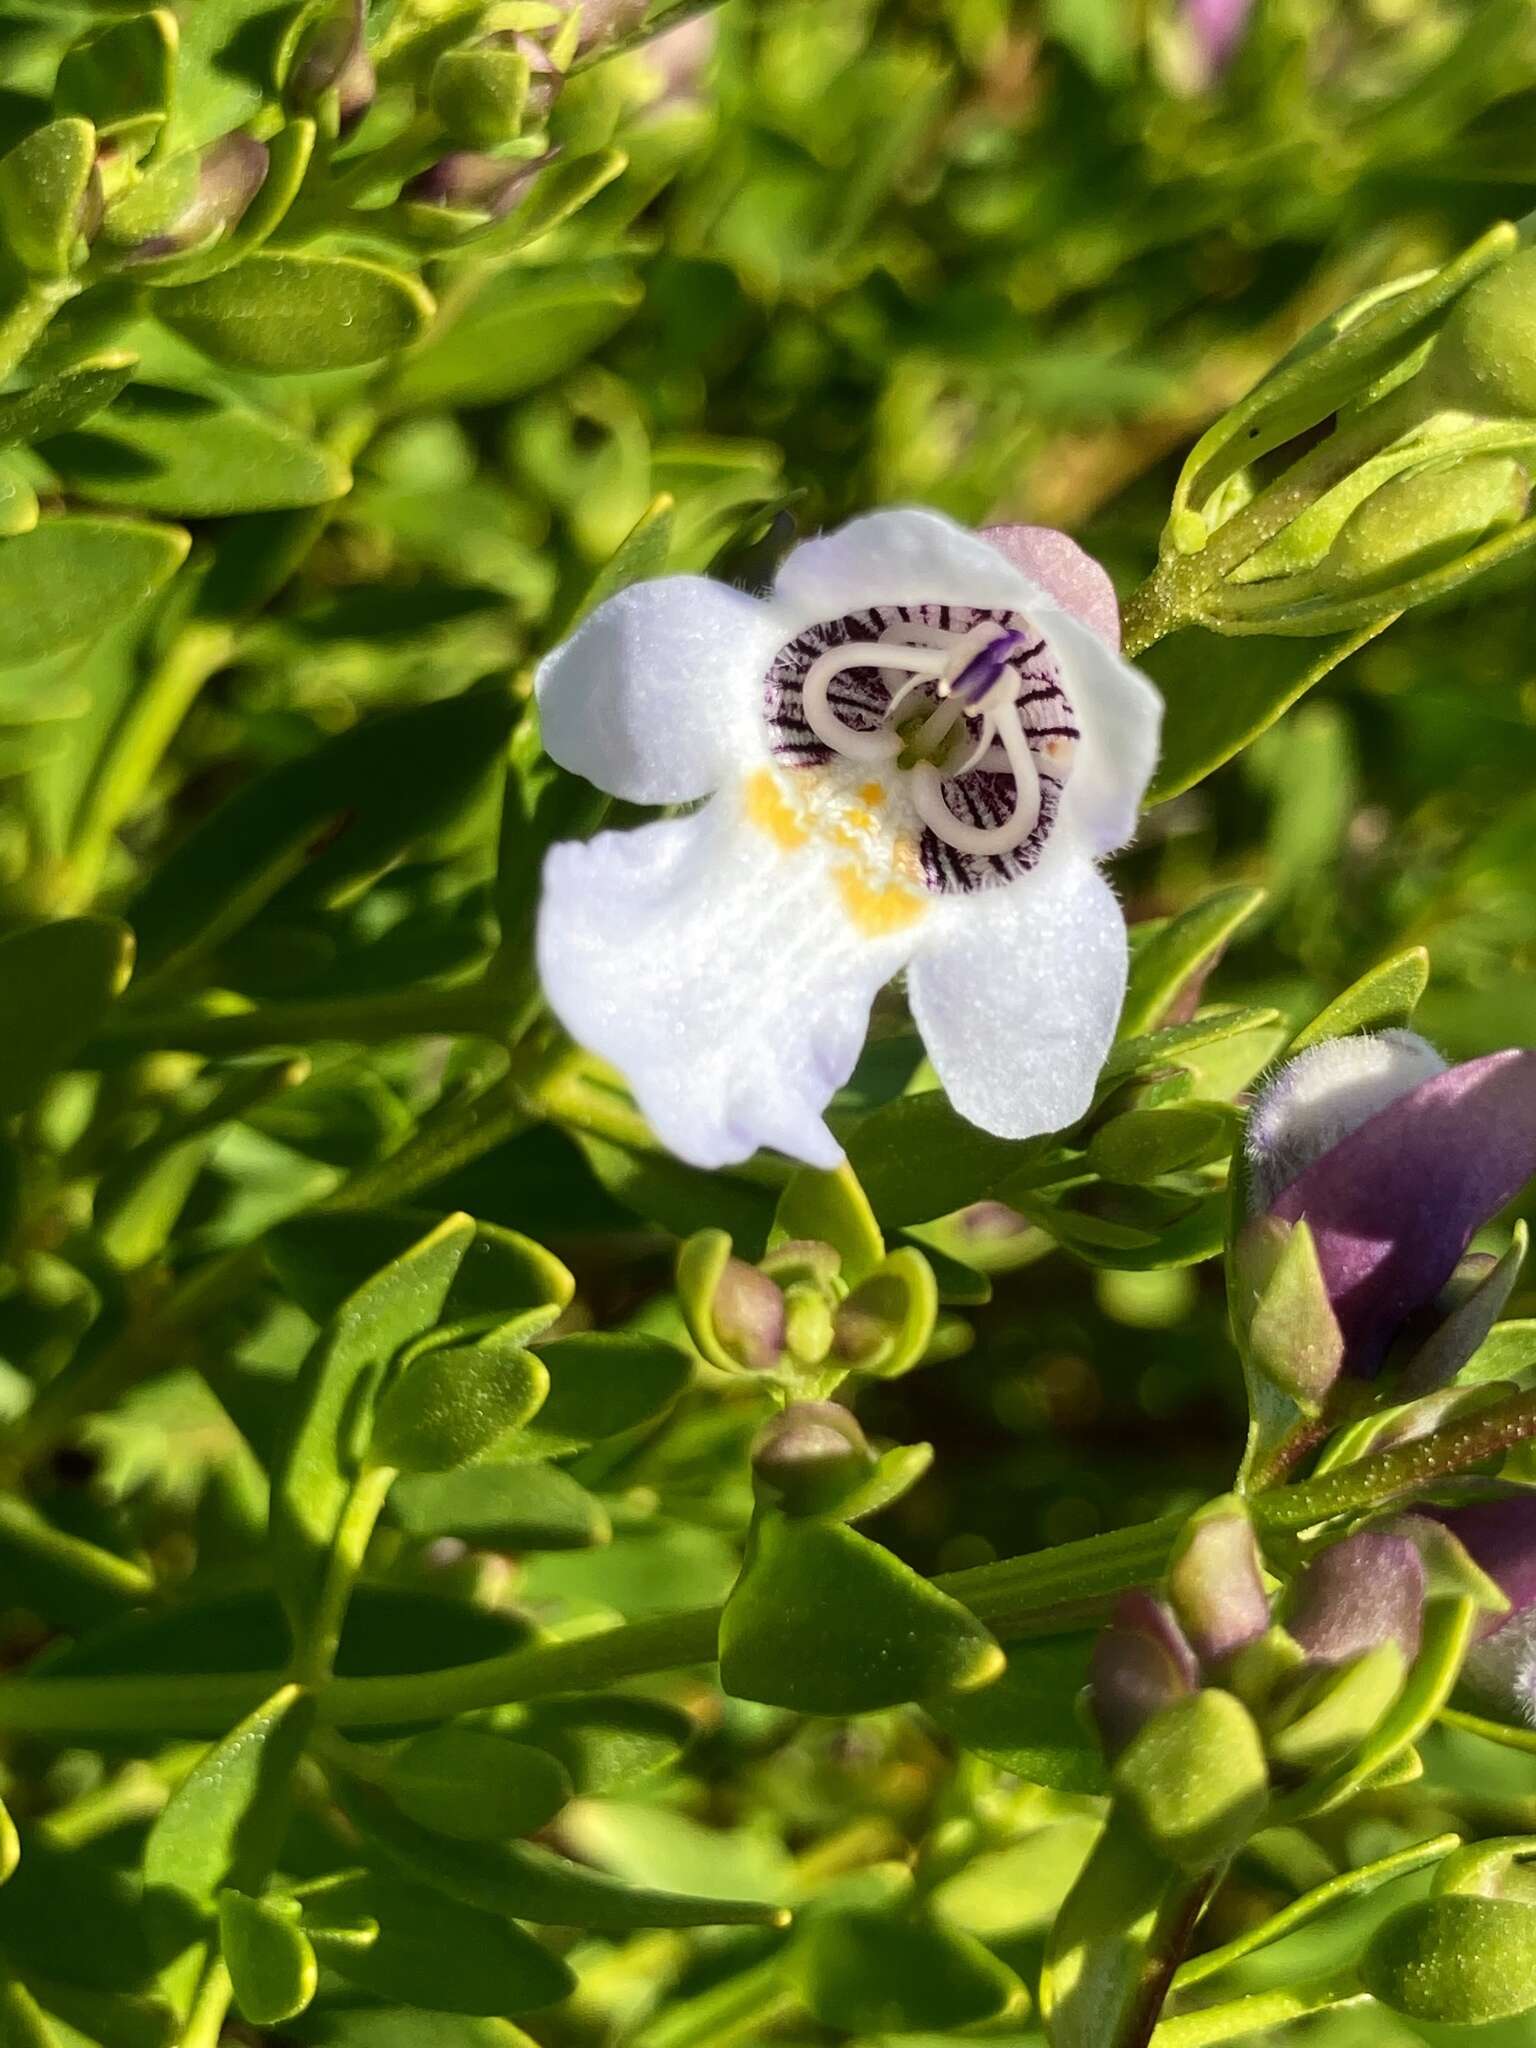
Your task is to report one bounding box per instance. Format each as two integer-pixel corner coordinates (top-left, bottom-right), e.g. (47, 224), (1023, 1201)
(177, 1955), (232, 2048)
(297, 1463), (398, 1687)
(0, 1494), (156, 1608)
(1152, 1973), (1367, 2046)
(62, 621), (238, 913)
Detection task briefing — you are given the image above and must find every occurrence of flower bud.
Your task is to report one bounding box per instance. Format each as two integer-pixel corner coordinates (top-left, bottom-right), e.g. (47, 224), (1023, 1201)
(1426, 246), (1536, 421)
(1285, 1530), (1426, 1669)
(109, 134), (269, 263)
(1184, 0), (1254, 80)
(1423, 1498), (1536, 1722)
(1088, 1591), (1200, 1757)
(1241, 1036), (1536, 1381)
(1312, 456), (1529, 601)
(403, 151), (547, 223)
(1167, 1496), (1270, 1669)
(711, 1256), (786, 1372)
(287, 0), (375, 134)
(751, 1401), (875, 1515)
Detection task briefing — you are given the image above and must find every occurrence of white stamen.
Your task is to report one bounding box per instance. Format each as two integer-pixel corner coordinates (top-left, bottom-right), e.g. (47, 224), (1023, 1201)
(800, 641), (938, 762)
(909, 701), (1042, 857)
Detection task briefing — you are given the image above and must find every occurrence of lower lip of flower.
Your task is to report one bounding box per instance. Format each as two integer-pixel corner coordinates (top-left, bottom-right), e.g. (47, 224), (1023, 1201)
(763, 602), (1078, 896)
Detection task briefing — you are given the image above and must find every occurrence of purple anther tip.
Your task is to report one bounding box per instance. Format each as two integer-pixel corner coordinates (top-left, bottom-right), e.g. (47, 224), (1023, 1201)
(951, 629), (1030, 708)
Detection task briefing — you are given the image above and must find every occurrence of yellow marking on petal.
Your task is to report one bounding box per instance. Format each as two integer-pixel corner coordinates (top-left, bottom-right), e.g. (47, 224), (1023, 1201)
(744, 767), (809, 851)
(834, 863), (926, 937)
(860, 782), (886, 807)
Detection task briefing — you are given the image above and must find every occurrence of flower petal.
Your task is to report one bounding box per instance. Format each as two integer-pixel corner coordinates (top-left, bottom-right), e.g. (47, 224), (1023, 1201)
(1269, 1049), (1536, 1375)
(907, 852), (1128, 1139)
(1246, 1031), (1449, 1216)
(534, 576), (779, 805)
(1045, 606), (1163, 854)
(537, 789), (921, 1170)
(979, 523), (1122, 648)
(773, 506), (1042, 622)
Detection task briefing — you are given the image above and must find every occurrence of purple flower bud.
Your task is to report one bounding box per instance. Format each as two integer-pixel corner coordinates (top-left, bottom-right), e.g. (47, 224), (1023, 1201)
(1089, 1591), (1200, 1756)
(1168, 1497), (1270, 1668)
(1185, 0), (1256, 77)
(288, 0), (375, 133)
(710, 1255), (786, 1373)
(1245, 1036), (1536, 1377)
(122, 134), (269, 263)
(752, 1400), (874, 1513)
(404, 151), (549, 221)
(1286, 1530), (1426, 1669)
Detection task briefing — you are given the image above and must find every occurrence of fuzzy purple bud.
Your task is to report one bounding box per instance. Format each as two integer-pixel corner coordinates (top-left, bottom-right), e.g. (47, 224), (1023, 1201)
(122, 134), (269, 262)
(404, 152), (549, 220)
(1287, 1531), (1426, 1669)
(1246, 1038), (1536, 1377)
(1089, 1591), (1200, 1757)
(1168, 1499), (1270, 1668)
(1424, 1498), (1536, 1723)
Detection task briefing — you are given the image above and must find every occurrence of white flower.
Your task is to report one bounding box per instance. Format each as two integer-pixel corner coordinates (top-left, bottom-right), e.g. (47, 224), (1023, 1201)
(534, 507), (1162, 1170)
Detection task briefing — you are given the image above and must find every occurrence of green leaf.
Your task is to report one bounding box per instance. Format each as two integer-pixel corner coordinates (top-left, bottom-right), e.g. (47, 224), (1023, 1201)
(388, 263), (642, 411)
(384, 1729), (572, 1841)
(371, 1343), (549, 1473)
(500, 1332), (692, 1458)
(573, 1128), (778, 1249)
(1085, 1104), (1235, 1183)
(928, 1635), (1107, 1794)
(271, 1214), (475, 1636)
(0, 1976), (59, 2048)
(390, 1460), (612, 1551)
(0, 518), (190, 665)
(827, 1441), (934, 1523)
(0, 119), (97, 277)
(565, 490), (674, 630)
(1122, 887), (1266, 1037)
(1146, 619), (1394, 805)
(1364, 1894), (1536, 2023)
(155, 253), (435, 372)
(719, 1510), (1004, 1714)
(0, 353), (136, 450)
(799, 1903), (1026, 2032)
(771, 1162), (884, 1285)
(0, 917), (133, 1118)
(480, 147), (629, 254)
(1287, 945), (1431, 1051)
(218, 1888), (317, 2027)
(0, 1794), (16, 1888)
(845, 1093), (1033, 1228)
(41, 385), (351, 516)
(304, 1872), (574, 2015)
(507, 1695), (693, 1795)
(342, 1782), (789, 1930)
(267, 1211), (571, 1341)
(143, 1683), (313, 1920)
(128, 688), (516, 976)
(1101, 1007), (1284, 1086)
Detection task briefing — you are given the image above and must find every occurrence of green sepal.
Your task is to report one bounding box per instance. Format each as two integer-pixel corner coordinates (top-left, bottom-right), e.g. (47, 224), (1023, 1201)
(0, 119), (98, 277)
(676, 1228), (783, 1374)
(140, 121), (316, 286)
(55, 11), (177, 158)
(1111, 1689), (1268, 1870)
(1237, 1215), (1345, 1414)
(379, 1728), (572, 1841)
(431, 46), (534, 148)
(719, 1508), (1003, 1714)
(1397, 1220), (1528, 1395)
(825, 1441), (934, 1524)
(369, 1341), (549, 1473)
(831, 1249), (938, 1378)
(1265, 1641), (1408, 1774)
(771, 1162), (883, 1286)
(1433, 1836), (1536, 1903)
(1364, 1893), (1536, 2024)
(218, 1888), (317, 2028)
(0, 1793), (16, 1888)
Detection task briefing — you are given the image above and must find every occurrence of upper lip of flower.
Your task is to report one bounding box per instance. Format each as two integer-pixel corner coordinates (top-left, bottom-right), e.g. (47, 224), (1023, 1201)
(532, 507), (1163, 1172)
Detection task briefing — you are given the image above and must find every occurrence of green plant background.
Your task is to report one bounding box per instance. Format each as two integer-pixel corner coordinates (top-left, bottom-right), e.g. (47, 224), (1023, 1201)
(5, 1), (1536, 2044)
